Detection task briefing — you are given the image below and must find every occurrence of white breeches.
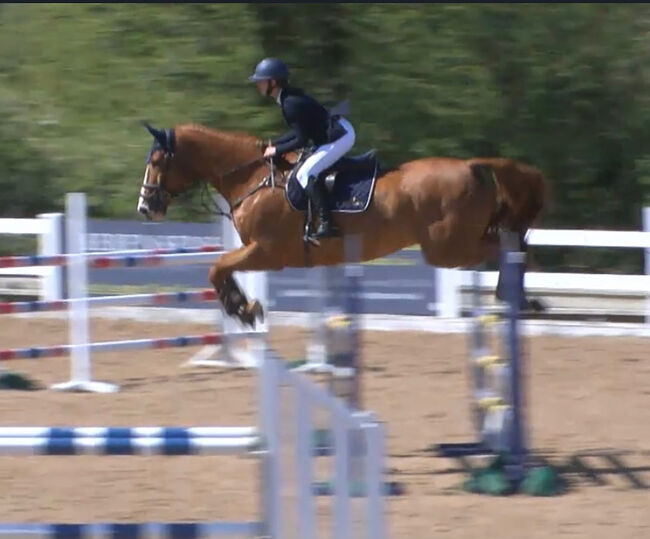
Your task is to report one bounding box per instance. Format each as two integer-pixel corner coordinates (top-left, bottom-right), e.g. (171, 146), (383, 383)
(296, 117), (356, 188)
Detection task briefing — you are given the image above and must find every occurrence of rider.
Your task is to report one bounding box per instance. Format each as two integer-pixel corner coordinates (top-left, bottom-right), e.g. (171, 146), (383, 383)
(248, 57), (356, 239)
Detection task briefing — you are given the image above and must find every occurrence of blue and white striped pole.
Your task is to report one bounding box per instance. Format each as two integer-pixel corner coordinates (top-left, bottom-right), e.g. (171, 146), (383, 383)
(0, 435), (260, 456)
(501, 230), (527, 484)
(0, 426), (257, 439)
(0, 522), (262, 538)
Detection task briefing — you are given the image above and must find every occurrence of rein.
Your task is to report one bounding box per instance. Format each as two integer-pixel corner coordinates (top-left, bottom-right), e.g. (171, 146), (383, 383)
(155, 139), (294, 221)
(219, 155), (266, 182)
(201, 154), (287, 220)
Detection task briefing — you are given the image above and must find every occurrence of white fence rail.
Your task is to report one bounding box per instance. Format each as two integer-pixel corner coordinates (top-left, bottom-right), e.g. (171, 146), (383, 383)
(528, 226), (650, 248)
(0, 213), (63, 300)
(437, 206), (650, 323)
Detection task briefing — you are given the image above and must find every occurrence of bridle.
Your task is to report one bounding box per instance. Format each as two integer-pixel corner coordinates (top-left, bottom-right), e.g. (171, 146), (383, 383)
(141, 126), (297, 220)
(145, 147), (283, 220)
(140, 149), (175, 216)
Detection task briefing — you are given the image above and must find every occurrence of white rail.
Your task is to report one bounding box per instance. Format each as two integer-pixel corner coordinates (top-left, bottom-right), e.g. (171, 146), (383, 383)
(0, 213), (62, 300)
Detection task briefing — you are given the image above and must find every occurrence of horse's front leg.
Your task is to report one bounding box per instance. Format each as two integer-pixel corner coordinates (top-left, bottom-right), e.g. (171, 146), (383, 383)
(208, 242), (272, 328)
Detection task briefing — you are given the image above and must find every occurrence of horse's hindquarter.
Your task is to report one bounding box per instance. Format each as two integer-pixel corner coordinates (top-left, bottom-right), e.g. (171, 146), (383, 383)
(394, 158), (492, 228)
(468, 157), (547, 231)
(397, 158), (498, 267)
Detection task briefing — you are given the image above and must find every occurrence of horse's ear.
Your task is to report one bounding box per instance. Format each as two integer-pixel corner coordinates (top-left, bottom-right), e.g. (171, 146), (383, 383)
(142, 121), (168, 150)
(142, 120), (156, 136)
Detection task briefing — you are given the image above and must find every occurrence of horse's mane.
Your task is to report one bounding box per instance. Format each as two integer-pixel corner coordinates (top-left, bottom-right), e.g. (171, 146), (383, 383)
(177, 123), (259, 148)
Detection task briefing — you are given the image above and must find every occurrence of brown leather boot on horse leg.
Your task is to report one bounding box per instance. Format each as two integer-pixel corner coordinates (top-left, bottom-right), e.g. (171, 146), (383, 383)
(137, 124), (549, 328)
(217, 275), (265, 327)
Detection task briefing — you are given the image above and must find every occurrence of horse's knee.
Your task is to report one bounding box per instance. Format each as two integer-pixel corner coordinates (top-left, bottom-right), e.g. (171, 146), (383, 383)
(208, 265), (225, 289)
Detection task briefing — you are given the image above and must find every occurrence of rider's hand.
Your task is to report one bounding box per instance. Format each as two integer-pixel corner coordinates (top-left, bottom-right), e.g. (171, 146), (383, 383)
(264, 145), (277, 158)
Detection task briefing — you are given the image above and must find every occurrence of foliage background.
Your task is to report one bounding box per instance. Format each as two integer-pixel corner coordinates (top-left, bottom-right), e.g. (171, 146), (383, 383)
(1, 4), (648, 268)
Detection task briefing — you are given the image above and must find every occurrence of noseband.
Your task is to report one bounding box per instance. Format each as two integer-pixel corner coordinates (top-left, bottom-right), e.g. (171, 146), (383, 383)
(142, 126), (177, 214)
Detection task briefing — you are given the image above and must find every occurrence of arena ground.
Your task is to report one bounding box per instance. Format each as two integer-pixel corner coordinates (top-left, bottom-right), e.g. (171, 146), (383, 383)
(0, 316), (648, 539)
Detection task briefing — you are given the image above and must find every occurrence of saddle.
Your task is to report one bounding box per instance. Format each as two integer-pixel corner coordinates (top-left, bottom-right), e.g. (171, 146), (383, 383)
(285, 149), (380, 213)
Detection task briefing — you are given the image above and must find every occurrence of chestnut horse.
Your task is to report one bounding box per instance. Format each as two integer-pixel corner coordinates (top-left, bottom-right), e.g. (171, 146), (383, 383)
(137, 123), (547, 327)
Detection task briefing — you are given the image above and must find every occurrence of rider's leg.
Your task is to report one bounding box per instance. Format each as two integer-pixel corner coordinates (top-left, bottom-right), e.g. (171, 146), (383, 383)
(296, 119), (356, 238)
(306, 174), (337, 238)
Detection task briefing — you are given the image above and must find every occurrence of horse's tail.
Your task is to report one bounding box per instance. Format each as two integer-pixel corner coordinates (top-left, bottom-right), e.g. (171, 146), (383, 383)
(469, 157), (548, 234)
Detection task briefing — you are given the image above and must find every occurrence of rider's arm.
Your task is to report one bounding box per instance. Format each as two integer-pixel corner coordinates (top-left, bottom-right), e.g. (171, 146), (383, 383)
(274, 96), (309, 155)
(274, 130), (305, 155)
(271, 129), (297, 146)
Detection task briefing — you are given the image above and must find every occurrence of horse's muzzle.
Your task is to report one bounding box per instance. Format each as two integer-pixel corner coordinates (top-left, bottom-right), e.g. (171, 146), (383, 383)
(137, 184), (169, 220)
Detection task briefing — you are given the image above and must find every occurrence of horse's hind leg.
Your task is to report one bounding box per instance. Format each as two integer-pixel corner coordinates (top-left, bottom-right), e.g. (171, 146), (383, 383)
(495, 230), (546, 312)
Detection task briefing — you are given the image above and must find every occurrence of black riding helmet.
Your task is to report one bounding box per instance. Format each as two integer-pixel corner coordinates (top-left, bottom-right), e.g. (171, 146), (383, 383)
(248, 58), (290, 83)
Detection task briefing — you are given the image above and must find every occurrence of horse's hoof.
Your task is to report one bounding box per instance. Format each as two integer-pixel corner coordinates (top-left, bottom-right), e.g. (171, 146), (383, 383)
(248, 300), (265, 323)
(238, 312), (256, 329)
(495, 294), (548, 314)
(525, 298), (547, 313)
(237, 301), (264, 328)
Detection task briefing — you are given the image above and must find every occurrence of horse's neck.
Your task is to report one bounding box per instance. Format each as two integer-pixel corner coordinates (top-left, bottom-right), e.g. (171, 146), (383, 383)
(180, 127), (266, 208)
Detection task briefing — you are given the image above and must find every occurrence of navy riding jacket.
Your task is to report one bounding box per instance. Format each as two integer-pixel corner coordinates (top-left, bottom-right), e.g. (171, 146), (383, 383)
(272, 85), (340, 155)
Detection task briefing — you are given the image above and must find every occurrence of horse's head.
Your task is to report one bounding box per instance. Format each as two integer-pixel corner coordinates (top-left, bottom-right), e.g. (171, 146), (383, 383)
(137, 123), (191, 221)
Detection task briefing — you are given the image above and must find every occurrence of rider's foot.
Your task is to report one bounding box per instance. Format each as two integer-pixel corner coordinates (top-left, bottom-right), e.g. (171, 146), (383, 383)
(313, 219), (340, 239)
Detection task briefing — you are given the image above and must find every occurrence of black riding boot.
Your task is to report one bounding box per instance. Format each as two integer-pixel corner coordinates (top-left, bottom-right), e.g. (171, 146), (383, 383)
(306, 175), (339, 239)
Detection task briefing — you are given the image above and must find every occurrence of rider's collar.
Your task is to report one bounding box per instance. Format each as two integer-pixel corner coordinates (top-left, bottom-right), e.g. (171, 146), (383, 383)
(275, 88), (283, 106)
